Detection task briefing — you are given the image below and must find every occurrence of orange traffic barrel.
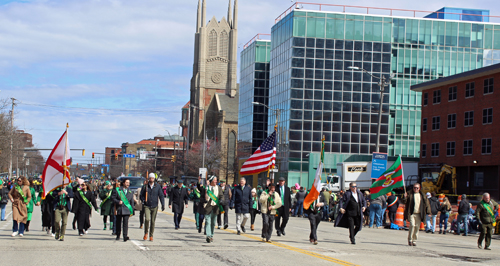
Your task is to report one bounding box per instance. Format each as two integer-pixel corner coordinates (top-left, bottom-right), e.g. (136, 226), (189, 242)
(420, 222), (425, 231)
(457, 195), (462, 205)
(395, 205), (405, 228)
(438, 194), (445, 204)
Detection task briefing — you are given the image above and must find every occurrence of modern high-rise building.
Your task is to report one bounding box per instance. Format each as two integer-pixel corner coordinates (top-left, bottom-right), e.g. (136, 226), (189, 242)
(239, 37), (271, 153)
(240, 3), (500, 186)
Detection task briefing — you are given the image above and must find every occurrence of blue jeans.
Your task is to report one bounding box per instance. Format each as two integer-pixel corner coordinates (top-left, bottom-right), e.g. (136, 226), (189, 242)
(322, 205), (329, 220)
(439, 213), (449, 230)
(13, 221), (25, 234)
(458, 214), (468, 235)
(295, 200), (304, 216)
(0, 203), (6, 220)
(426, 214), (437, 232)
(205, 212), (217, 238)
(369, 203), (382, 227)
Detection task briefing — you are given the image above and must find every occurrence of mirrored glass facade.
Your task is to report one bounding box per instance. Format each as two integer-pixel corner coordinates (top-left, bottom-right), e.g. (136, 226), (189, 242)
(266, 10), (500, 184)
(239, 40), (271, 153)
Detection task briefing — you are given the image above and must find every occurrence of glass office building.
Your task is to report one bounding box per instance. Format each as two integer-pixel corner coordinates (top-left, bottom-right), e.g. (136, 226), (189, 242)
(239, 40), (271, 153)
(266, 7), (500, 185)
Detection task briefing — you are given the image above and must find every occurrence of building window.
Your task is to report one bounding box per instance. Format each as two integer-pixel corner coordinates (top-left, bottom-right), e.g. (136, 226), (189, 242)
(446, 141), (455, 156)
(483, 108), (493, 124)
(422, 118), (427, 132)
(482, 138), (492, 154)
(484, 78), (494, 94)
(448, 86), (457, 101)
(465, 82), (475, 98)
(432, 116), (440, 130)
(463, 140), (473, 155)
(423, 93), (428, 106)
(474, 172), (484, 187)
(219, 30), (229, 58)
(447, 114), (456, 129)
(431, 143), (439, 157)
(464, 111), (474, 127)
(421, 144), (426, 158)
(433, 90), (441, 104)
(208, 29), (218, 57)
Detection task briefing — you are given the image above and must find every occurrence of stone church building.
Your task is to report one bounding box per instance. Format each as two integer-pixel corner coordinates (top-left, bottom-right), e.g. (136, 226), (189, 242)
(180, 0), (239, 184)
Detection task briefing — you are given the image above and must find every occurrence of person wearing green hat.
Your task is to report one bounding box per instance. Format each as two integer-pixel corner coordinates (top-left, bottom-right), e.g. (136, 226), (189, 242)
(0, 180), (9, 221)
(99, 181), (114, 230)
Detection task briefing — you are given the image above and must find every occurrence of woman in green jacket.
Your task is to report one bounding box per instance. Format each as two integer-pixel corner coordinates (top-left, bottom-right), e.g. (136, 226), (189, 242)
(25, 180), (37, 232)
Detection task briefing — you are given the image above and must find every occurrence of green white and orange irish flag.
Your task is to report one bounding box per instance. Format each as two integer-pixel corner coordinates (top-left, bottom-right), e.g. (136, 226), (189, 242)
(303, 136), (325, 210)
(369, 155), (404, 199)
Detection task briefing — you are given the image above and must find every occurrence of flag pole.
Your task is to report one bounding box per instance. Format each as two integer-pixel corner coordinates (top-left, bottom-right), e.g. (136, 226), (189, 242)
(63, 123), (69, 186)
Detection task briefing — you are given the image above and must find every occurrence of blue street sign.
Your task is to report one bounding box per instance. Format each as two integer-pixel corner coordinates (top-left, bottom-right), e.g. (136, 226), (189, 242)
(371, 152), (388, 179)
(123, 154), (135, 158)
(102, 164), (109, 167)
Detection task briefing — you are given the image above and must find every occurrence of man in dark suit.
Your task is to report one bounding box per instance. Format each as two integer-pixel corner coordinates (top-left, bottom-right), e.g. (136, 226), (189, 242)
(168, 179), (189, 230)
(334, 182), (366, 244)
(275, 177), (291, 236)
(111, 179), (135, 242)
(217, 179), (231, 229)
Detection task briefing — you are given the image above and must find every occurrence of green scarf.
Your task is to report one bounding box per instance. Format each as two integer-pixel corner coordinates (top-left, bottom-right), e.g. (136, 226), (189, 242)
(481, 200), (496, 226)
(207, 187), (224, 214)
(117, 188), (133, 214)
(15, 185), (27, 203)
(77, 188), (93, 209)
(100, 190), (112, 208)
(267, 192), (278, 216)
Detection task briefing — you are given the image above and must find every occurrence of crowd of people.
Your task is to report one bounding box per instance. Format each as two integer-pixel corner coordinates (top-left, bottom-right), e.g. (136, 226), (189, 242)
(0, 175), (499, 250)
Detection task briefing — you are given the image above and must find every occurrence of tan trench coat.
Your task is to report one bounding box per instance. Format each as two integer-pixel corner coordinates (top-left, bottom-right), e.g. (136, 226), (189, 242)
(8, 185), (32, 223)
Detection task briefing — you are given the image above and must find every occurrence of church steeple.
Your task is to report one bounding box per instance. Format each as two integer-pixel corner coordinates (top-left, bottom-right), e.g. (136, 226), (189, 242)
(227, 0), (233, 27)
(196, 0), (201, 32)
(201, 0), (206, 28)
(233, 0), (238, 30)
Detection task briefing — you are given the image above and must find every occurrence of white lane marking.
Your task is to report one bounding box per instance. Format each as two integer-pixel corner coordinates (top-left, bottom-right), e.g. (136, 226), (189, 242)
(131, 239), (149, 251)
(1, 212), (13, 231)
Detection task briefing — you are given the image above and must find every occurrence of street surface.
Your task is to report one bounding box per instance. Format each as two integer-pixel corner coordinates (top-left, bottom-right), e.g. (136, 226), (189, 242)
(1, 201), (499, 266)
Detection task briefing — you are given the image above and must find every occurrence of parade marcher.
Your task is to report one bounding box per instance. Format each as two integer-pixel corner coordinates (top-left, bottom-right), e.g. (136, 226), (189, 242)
(73, 180), (98, 236)
(386, 191), (399, 225)
(403, 183), (431, 246)
(306, 192), (324, 245)
(169, 179), (188, 230)
(217, 179), (231, 230)
(335, 182), (366, 245)
(439, 196), (451, 234)
(250, 188), (260, 231)
(476, 193), (499, 250)
(259, 183), (282, 242)
(457, 194), (470, 236)
(191, 178), (205, 233)
(231, 177), (252, 234)
(294, 187), (306, 217)
(140, 173), (165, 241)
(53, 184), (73, 241)
(426, 192), (439, 234)
(203, 175), (223, 243)
(41, 188), (56, 236)
(112, 178), (134, 242)
(321, 188), (330, 221)
(25, 180), (37, 232)
(99, 181), (114, 231)
(134, 180), (147, 229)
(8, 176), (32, 237)
(275, 177), (291, 236)
(1, 180), (10, 221)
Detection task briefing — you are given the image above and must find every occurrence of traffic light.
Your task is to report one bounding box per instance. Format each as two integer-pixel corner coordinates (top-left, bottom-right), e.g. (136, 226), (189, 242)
(92, 152), (95, 159)
(76, 163), (78, 167)
(82, 149), (85, 156)
(171, 155), (176, 162)
(115, 153), (118, 160)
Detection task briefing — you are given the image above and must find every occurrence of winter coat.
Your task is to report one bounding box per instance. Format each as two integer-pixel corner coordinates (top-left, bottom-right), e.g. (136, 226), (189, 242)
(276, 185), (292, 211)
(52, 186), (73, 212)
(295, 189), (306, 201)
(168, 186), (189, 214)
(73, 186), (98, 215)
(220, 185), (232, 206)
(231, 185), (252, 214)
(429, 196), (440, 215)
(8, 185), (31, 223)
(458, 199), (470, 215)
(111, 187), (135, 216)
(386, 195), (400, 213)
(402, 191), (431, 221)
(476, 200), (499, 224)
(140, 183), (165, 209)
(99, 188), (114, 216)
(335, 190), (366, 230)
(27, 187), (36, 214)
(0, 186), (9, 205)
(203, 185), (223, 215)
(259, 190), (282, 215)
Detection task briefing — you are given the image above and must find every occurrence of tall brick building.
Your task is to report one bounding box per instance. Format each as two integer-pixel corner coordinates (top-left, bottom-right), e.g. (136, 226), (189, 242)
(411, 63), (500, 199)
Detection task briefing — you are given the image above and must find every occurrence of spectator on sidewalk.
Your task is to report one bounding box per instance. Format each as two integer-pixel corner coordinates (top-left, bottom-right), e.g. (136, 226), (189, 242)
(457, 194), (470, 236)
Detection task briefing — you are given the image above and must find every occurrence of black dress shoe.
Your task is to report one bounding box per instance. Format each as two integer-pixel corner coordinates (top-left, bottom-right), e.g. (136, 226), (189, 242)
(237, 231), (241, 235)
(351, 239), (356, 245)
(277, 231), (281, 236)
(224, 224), (228, 229)
(116, 237), (120, 241)
(124, 236), (129, 242)
(241, 226), (246, 233)
(281, 231), (285, 236)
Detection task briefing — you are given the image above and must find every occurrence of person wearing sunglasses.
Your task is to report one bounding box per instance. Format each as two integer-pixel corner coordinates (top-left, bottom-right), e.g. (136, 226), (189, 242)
(403, 183), (431, 246)
(335, 183), (366, 244)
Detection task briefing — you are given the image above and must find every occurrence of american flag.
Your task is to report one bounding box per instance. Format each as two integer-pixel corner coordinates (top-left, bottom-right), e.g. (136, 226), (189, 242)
(239, 131), (276, 176)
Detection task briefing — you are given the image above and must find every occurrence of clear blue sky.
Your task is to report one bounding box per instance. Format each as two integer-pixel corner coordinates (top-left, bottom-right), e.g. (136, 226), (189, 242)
(0, 0), (497, 164)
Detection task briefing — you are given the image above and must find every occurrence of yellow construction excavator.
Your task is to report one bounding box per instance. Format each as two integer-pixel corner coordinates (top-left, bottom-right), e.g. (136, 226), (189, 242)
(421, 164), (457, 195)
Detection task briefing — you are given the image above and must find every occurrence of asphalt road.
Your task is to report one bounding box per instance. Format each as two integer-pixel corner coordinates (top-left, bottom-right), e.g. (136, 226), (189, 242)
(1, 201), (499, 266)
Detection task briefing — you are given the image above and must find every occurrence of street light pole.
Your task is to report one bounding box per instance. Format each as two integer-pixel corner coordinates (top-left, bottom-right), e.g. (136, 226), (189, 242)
(347, 66), (392, 153)
(190, 105), (206, 170)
